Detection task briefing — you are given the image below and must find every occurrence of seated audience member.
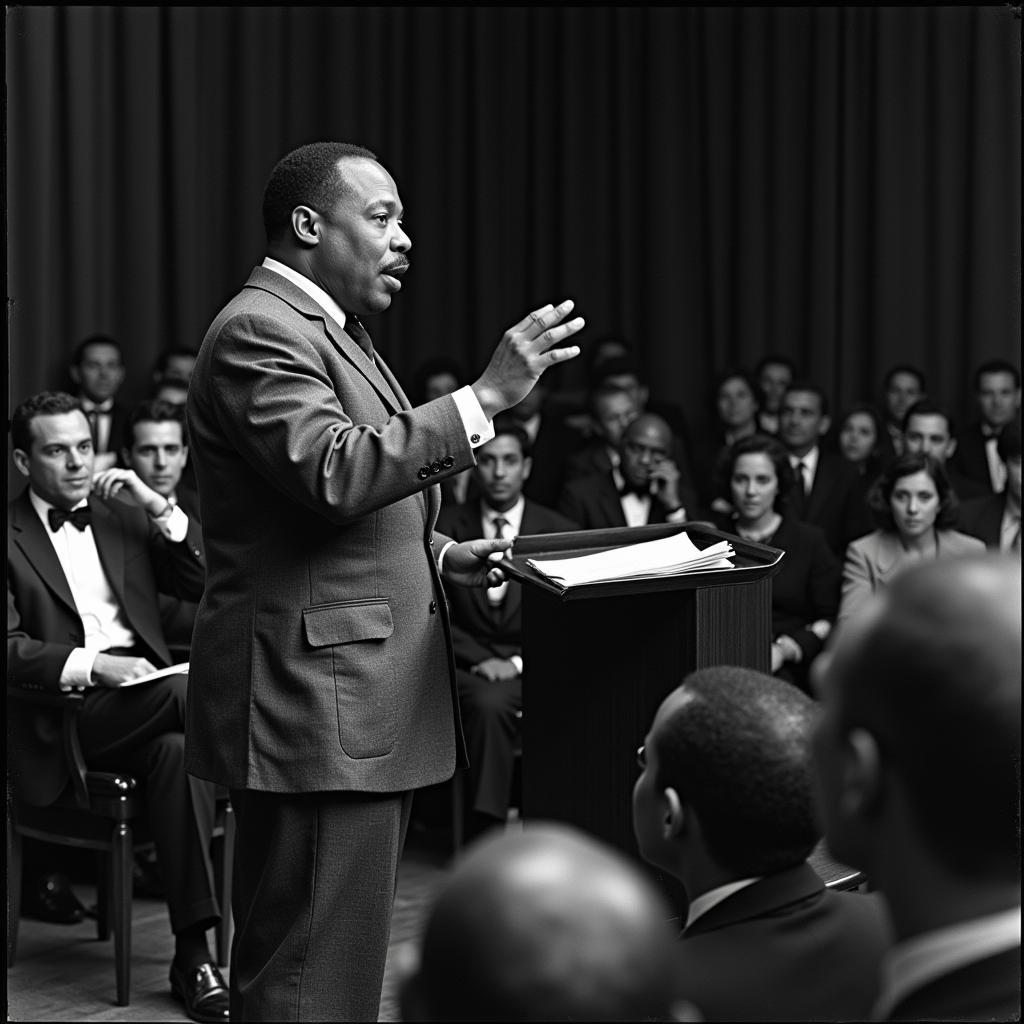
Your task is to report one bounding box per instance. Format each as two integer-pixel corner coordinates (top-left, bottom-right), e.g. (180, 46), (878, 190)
(436, 418), (577, 839)
(400, 823), (685, 1022)
(837, 452), (984, 628)
(837, 402), (885, 480)
(878, 364), (926, 463)
(691, 369), (762, 513)
(901, 399), (988, 500)
(123, 399), (200, 658)
(153, 346), (199, 388)
(411, 355), (473, 507)
(950, 359), (1022, 494)
(558, 412), (699, 530)
(754, 354), (797, 435)
(153, 375), (190, 408)
(563, 381), (640, 481)
(633, 666), (892, 1021)
(7, 391), (228, 1023)
(812, 555), (1020, 1021)
(959, 421), (1022, 553)
(712, 435), (840, 692)
(67, 333), (130, 472)
(779, 381), (873, 557)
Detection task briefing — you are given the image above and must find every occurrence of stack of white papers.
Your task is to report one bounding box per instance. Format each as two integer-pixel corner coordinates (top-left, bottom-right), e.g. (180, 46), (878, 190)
(526, 531), (734, 589)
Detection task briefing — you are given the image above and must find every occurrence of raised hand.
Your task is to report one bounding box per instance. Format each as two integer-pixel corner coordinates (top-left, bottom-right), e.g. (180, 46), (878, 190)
(471, 300), (585, 420)
(91, 467), (168, 518)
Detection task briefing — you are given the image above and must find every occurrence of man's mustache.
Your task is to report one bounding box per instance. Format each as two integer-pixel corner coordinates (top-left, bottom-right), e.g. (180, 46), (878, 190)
(381, 255), (410, 274)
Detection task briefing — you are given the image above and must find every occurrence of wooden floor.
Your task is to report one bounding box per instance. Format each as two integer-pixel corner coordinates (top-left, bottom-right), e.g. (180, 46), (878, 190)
(6, 819), (463, 1023)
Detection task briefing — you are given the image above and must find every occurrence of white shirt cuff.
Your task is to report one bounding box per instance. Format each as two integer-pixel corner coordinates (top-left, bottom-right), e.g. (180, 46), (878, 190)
(152, 503), (189, 543)
(666, 507), (687, 524)
(509, 654), (524, 675)
(438, 540), (457, 575)
(451, 386), (495, 449)
(60, 648), (98, 690)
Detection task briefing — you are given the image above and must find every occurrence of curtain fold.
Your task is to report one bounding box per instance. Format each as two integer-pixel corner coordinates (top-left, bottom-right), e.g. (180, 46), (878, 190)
(7, 6), (1020, 432)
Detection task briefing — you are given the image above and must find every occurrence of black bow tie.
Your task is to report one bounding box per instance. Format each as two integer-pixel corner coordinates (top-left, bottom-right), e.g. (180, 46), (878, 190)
(619, 480), (649, 499)
(48, 506), (92, 532)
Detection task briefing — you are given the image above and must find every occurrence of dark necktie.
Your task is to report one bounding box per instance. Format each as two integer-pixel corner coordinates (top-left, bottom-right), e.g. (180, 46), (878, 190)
(86, 410), (100, 450)
(344, 314), (374, 362)
(796, 459), (811, 496)
(48, 506), (92, 532)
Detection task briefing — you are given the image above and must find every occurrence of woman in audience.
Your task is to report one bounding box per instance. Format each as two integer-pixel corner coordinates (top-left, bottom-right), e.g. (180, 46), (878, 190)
(693, 369), (762, 514)
(713, 434), (841, 692)
(836, 402), (885, 479)
(837, 452), (985, 626)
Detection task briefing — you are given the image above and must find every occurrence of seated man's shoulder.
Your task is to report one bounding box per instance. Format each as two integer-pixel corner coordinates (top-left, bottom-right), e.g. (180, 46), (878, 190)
(524, 501), (579, 534)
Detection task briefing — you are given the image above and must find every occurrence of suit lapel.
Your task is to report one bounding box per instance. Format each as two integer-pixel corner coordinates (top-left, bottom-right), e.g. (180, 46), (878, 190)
(9, 492), (78, 616)
(598, 476), (628, 527)
(89, 498), (127, 608)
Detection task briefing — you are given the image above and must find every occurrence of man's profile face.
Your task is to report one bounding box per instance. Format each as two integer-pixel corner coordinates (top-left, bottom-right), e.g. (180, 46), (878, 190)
(310, 157), (412, 317)
(780, 390), (827, 454)
(474, 434), (531, 513)
(125, 420), (188, 498)
(903, 413), (955, 464)
(620, 419), (672, 491)
(70, 342), (125, 403)
(14, 411), (95, 509)
(592, 391), (638, 447)
(884, 372), (924, 424)
(977, 371), (1021, 429)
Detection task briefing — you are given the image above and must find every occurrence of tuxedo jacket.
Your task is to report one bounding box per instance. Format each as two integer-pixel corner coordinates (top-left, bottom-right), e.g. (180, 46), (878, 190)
(838, 528), (986, 626)
(556, 470), (699, 531)
(677, 862), (892, 1021)
(185, 266), (477, 794)
(435, 500), (577, 667)
(886, 945), (1021, 1021)
(7, 488), (206, 805)
(786, 450), (873, 557)
(949, 421), (1000, 493)
(957, 491), (1009, 550)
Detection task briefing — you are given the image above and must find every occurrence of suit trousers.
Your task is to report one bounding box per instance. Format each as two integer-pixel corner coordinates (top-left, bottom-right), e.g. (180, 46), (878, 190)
(77, 672), (220, 934)
(228, 787), (415, 1022)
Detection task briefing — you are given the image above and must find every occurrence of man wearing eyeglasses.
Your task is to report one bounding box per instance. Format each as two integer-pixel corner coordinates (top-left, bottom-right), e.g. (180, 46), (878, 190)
(557, 413), (698, 530)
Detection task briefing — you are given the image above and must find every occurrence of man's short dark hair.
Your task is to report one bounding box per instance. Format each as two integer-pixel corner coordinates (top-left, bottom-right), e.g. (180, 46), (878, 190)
(782, 379), (830, 418)
(866, 452), (959, 531)
(10, 391), (83, 454)
(754, 353), (797, 378)
(70, 334), (124, 368)
(588, 354), (644, 390)
(263, 141), (378, 244)
(974, 359), (1021, 391)
(411, 355), (465, 407)
(882, 364), (927, 392)
(124, 398), (187, 449)
(587, 380), (635, 418)
(902, 398), (956, 437)
(488, 413), (532, 459)
(653, 666), (821, 877)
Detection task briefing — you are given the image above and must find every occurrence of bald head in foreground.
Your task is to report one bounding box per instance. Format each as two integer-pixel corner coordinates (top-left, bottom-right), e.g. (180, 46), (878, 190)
(400, 823), (684, 1022)
(813, 554), (1021, 1021)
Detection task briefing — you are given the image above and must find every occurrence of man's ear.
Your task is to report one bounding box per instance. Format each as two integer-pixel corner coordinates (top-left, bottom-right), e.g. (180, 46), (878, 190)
(521, 455), (533, 482)
(945, 438), (958, 460)
(291, 206), (321, 247)
(121, 447), (132, 468)
(68, 365), (82, 387)
(817, 415), (832, 437)
(841, 727), (882, 820)
(12, 448), (30, 477)
(662, 786), (686, 839)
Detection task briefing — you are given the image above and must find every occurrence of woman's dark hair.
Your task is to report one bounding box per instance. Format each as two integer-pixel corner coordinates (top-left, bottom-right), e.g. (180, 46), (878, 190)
(866, 452), (960, 533)
(714, 433), (796, 513)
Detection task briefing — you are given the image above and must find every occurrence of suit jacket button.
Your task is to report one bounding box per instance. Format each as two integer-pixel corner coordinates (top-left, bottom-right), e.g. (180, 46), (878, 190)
(429, 600), (437, 614)
(418, 466), (431, 480)
(442, 455), (455, 469)
(430, 460), (442, 474)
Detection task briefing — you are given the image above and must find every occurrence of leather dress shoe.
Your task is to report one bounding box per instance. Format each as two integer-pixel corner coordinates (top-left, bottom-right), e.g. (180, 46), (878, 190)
(21, 872), (87, 925)
(170, 960), (230, 1023)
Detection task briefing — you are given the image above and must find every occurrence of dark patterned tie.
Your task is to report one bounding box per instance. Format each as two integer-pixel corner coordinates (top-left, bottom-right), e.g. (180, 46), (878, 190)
(344, 314), (374, 362)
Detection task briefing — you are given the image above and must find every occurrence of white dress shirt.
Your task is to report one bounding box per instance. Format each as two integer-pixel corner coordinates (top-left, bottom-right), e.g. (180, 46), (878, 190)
(480, 497), (525, 673)
(983, 429), (1008, 493)
(610, 466), (687, 527)
(29, 488), (188, 686)
(684, 877), (763, 930)
(79, 397), (114, 453)
(790, 445), (820, 495)
(871, 906), (1021, 1020)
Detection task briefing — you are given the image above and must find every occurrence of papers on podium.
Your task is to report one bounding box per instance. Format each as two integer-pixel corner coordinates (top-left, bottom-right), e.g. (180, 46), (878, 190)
(525, 530), (735, 590)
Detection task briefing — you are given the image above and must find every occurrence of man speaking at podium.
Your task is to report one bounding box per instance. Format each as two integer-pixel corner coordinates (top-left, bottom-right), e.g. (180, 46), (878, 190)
(184, 141), (584, 1021)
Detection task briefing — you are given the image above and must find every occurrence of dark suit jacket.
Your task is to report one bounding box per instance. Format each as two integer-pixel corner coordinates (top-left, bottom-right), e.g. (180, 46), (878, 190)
(949, 421), (1000, 493)
(185, 265), (476, 794)
(7, 489), (206, 804)
(957, 491), (1009, 550)
(557, 471), (699, 531)
(786, 449), (873, 556)
(886, 945), (1021, 1022)
(677, 862), (892, 1021)
(520, 411), (588, 508)
(435, 500), (577, 666)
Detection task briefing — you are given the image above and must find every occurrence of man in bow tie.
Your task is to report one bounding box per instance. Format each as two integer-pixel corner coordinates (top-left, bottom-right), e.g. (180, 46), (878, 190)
(67, 334), (129, 472)
(7, 390), (230, 1022)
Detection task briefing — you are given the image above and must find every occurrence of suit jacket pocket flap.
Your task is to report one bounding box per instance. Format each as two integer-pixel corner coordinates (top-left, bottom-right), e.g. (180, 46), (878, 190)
(302, 600), (394, 647)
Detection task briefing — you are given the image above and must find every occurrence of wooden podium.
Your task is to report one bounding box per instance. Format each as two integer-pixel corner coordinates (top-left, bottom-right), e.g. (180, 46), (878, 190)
(503, 522), (783, 911)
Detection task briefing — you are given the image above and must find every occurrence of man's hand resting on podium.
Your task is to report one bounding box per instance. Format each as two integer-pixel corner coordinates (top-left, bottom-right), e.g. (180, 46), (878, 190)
(442, 537), (512, 589)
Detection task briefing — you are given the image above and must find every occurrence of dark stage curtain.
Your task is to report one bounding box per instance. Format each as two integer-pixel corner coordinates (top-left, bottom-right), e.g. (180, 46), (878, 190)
(6, 6), (1020, 433)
